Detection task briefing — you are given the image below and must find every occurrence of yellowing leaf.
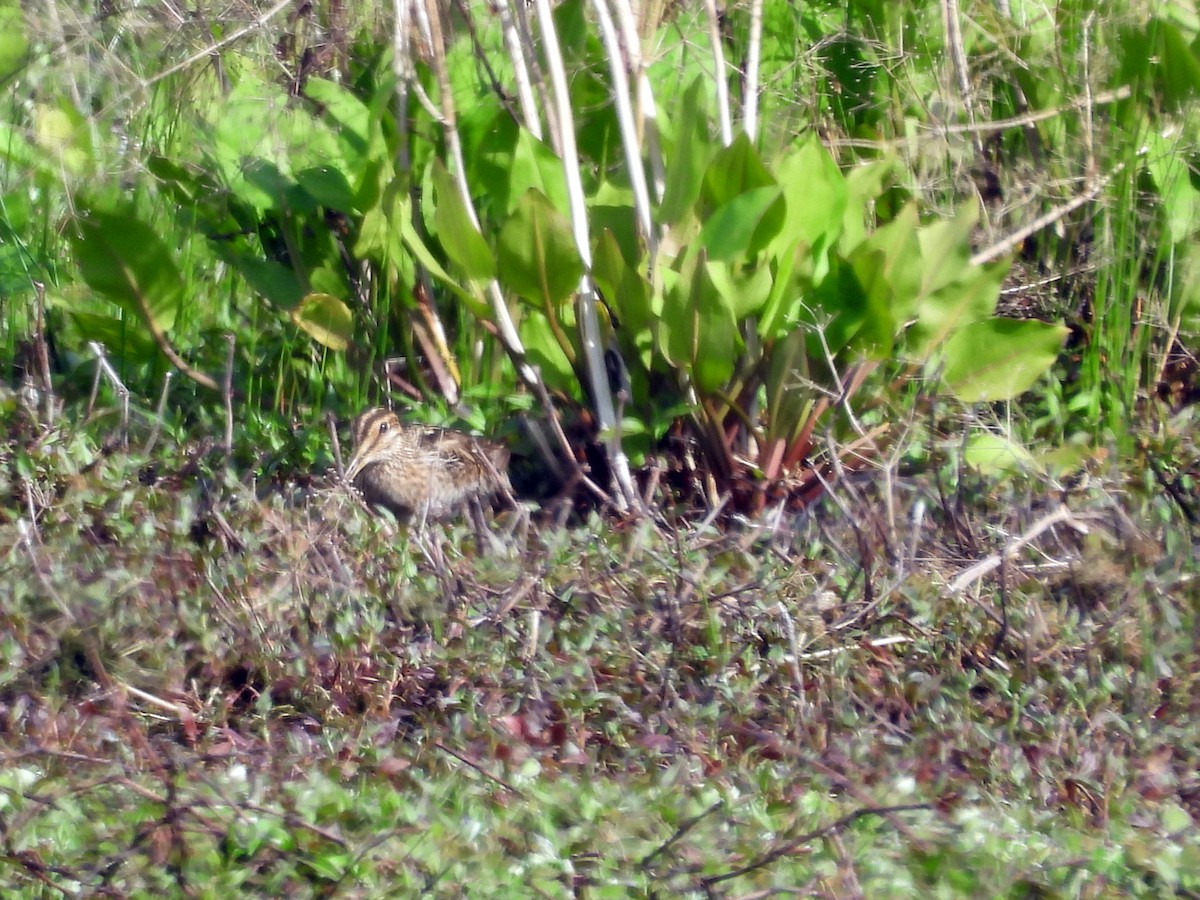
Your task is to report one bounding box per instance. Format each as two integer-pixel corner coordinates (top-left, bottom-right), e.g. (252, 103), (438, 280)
(291, 293), (353, 351)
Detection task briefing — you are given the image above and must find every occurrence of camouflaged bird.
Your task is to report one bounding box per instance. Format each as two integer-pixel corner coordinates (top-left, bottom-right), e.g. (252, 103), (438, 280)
(343, 407), (512, 523)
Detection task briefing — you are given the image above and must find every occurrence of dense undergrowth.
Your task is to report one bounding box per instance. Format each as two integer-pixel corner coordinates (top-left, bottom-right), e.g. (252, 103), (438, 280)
(1, 400), (1197, 895)
(3, 0), (1200, 895)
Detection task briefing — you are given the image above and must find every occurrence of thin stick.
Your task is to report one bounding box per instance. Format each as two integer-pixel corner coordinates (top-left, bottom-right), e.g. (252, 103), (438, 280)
(131, 0), (295, 95)
(87, 342), (130, 437)
(946, 505), (1088, 595)
(941, 0), (984, 158)
(144, 371), (174, 455)
(222, 334), (236, 457)
(970, 170), (1116, 267)
(32, 281), (55, 426)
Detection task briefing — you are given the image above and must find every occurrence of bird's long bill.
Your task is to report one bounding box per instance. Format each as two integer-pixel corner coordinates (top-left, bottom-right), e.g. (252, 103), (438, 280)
(343, 447), (369, 483)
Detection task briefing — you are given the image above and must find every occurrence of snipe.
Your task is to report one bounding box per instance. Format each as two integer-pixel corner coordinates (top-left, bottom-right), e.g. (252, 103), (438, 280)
(343, 407), (513, 524)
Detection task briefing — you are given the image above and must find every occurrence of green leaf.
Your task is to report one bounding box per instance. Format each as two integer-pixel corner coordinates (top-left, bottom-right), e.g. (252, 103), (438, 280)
(772, 135), (848, 262)
(506, 128), (570, 217)
(907, 257), (1010, 358)
(497, 189), (584, 306)
(706, 260), (773, 320)
(66, 310), (157, 358)
(520, 307), (578, 394)
(940, 318), (1068, 402)
(659, 77), (713, 226)
(70, 203), (184, 333)
(431, 161), (495, 281)
(398, 212), (491, 320)
(917, 198), (979, 298)
(296, 165), (357, 213)
(701, 133), (776, 212)
(660, 249), (736, 393)
(593, 229), (653, 368)
(33, 101), (93, 175)
(691, 259), (738, 393)
(303, 77), (370, 166)
(227, 255), (305, 308)
(1145, 129), (1200, 242)
(290, 293), (353, 351)
(849, 202), (921, 331)
(963, 432), (1035, 475)
(699, 186), (785, 262)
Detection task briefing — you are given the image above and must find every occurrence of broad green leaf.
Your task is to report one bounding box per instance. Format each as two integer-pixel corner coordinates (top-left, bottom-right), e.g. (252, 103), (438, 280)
(773, 136), (847, 262)
(844, 247), (899, 356)
(841, 157), (896, 250)
(70, 203), (184, 333)
(593, 229), (653, 368)
(701, 133), (776, 212)
(657, 247), (702, 368)
(1155, 19), (1200, 110)
(520, 307), (578, 394)
(66, 310), (157, 358)
(907, 257), (1010, 358)
(699, 186), (785, 262)
(303, 77), (370, 167)
(291, 293), (353, 351)
(309, 264), (350, 298)
(963, 432), (1035, 475)
(398, 212), (491, 320)
(506, 128), (570, 217)
(497, 189), (583, 306)
(758, 242), (813, 341)
(690, 255), (738, 393)
(1145, 130), (1200, 242)
(296, 165), (357, 213)
(228, 255), (305, 308)
(659, 78), (713, 226)
(706, 260), (773, 320)
(917, 199), (979, 298)
(803, 253), (884, 357)
(431, 161), (495, 281)
(851, 202), (921, 327)
(940, 318), (1068, 402)
(460, 101), (519, 215)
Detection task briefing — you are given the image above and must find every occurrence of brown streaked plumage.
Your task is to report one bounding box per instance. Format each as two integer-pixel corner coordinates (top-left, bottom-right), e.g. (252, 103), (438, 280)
(343, 407), (512, 522)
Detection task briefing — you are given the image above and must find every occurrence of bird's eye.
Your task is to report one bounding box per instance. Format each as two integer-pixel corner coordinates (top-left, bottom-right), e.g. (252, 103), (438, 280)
(379, 422), (389, 433)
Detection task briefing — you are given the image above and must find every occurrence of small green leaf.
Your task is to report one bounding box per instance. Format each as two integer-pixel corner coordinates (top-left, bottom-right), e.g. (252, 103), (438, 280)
(431, 162), (495, 280)
(963, 432), (1035, 475)
(497, 189), (584, 306)
(940, 318), (1068, 402)
(291, 293), (353, 351)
